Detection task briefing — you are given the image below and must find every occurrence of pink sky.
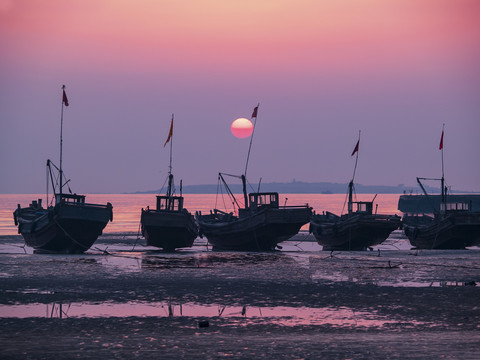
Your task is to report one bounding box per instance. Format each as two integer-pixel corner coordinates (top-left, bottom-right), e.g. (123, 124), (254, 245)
(1, 0), (479, 193)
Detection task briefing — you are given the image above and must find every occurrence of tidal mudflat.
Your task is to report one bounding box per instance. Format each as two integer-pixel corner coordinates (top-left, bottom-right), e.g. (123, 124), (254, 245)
(0, 232), (479, 359)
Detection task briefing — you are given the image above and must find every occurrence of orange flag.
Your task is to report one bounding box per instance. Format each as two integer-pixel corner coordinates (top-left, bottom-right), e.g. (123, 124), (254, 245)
(164, 115), (173, 147)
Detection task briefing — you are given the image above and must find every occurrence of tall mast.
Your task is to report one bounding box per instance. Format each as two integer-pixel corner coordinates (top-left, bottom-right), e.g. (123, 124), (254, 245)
(59, 85), (67, 198)
(241, 174), (248, 209)
(169, 114), (174, 178)
(244, 104), (259, 178)
(351, 130), (360, 183)
(440, 123), (445, 203)
(164, 114), (174, 197)
(348, 130), (361, 213)
(348, 180), (354, 214)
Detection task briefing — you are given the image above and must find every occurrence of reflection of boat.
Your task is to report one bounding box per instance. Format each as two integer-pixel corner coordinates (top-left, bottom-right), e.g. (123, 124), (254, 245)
(196, 105), (312, 251)
(197, 175), (312, 251)
(140, 115), (198, 251)
(402, 126), (480, 249)
(13, 86), (113, 253)
(309, 133), (400, 251)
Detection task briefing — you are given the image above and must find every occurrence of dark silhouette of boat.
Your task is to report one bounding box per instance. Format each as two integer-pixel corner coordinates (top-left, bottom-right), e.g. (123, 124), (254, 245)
(309, 132), (400, 251)
(310, 182), (401, 251)
(141, 175), (198, 251)
(196, 174), (312, 251)
(402, 126), (480, 249)
(13, 86), (113, 253)
(402, 179), (480, 249)
(195, 105), (312, 251)
(140, 115), (198, 251)
(398, 194), (480, 213)
(403, 205), (480, 249)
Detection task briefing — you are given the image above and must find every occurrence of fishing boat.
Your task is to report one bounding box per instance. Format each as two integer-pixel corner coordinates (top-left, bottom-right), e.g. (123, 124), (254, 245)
(140, 115), (198, 251)
(13, 86), (113, 253)
(402, 191), (480, 249)
(309, 133), (401, 251)
(398, 194), (480, 214)
(196, 105), (312, 251)
(196, 174), (312, 251)
(402, 126), (480, 249)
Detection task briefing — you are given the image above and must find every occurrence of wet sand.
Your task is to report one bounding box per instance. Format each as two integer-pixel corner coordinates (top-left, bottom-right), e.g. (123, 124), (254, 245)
(0, 233), (479, 359)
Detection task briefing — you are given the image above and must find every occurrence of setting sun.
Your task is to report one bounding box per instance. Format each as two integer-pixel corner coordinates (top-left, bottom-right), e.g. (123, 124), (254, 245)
(231, 118), (253, 138)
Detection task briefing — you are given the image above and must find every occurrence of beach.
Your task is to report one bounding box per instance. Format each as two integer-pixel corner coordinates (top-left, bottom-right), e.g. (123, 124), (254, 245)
(1, 233), (479, 359)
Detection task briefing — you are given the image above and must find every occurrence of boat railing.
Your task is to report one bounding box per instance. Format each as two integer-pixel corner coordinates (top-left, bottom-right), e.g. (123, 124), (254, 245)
(280, 204), (311, 210)
(196, 209), (235, 223)
(369, 214), (401, 221)
(313, 211), (339, 220)
(61, 201), (113, 209)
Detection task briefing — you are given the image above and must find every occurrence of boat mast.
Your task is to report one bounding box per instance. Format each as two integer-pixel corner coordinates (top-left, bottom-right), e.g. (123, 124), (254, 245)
(244, 104), (259, 179)
(241, 174), (248, 210)
(59, 85), (68, 200)
(243, 104), (259, 209)
(348, 130), (360, 214)
(440, 123), (445, 203)
(164, 114), (174, 198)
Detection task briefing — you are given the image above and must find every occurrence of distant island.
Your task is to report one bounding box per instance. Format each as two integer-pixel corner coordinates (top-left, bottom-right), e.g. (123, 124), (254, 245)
(132, 180), (464, 195)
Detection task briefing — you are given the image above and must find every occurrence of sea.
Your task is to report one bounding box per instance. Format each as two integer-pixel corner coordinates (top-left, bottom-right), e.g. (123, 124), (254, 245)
(1, 193), (480, 358)
(0, 193), (402, 236)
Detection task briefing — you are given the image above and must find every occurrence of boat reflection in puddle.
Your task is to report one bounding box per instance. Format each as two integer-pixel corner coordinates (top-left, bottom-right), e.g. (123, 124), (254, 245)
(0, 302), (432, 328)
(97, 251), (291, 272)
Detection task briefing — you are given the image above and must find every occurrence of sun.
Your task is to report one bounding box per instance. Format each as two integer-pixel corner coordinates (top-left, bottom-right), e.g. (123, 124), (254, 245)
(231, 118), (253, 138)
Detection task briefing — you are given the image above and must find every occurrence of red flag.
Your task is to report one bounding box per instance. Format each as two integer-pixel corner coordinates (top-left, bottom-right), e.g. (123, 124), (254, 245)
(251, 105), (258, 119)
(62, 89), (69, 107)
(164, 115), (173, 147)
(439, 130), (444, 150)
(351, 140), (359, 156)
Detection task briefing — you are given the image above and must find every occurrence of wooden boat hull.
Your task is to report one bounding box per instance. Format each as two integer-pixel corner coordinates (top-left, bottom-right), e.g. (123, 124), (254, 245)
(141, 209), (198, 251)
(310, 214), (401, 251)
(403, 213), (480, 249)
(14, 202), (113, 253)
(197, 207), (312, 251)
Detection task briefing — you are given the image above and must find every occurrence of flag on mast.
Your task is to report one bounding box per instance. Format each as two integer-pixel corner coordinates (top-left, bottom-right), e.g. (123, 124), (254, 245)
(251, 105), (258, 119)
(351, 139), (359, 156)
(62, 89), (69, 107)
(439, 130), (444, 150)
(164, 115), (174, 147)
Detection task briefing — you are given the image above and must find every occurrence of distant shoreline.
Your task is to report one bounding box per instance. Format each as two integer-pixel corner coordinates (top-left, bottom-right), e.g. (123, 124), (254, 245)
(130, 181), (476, 195)
(2, 181), (478, 195)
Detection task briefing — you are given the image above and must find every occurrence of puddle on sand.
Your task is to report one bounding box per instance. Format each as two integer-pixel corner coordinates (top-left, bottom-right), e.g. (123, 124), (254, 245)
(374, 280), (478, 287)
(312, 271), (478, 287)
(0, 302), (430, 328)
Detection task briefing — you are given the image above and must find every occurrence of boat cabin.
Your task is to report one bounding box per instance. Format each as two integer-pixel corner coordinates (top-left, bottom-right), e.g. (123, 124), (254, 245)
(248, 192), (279, 209)
(55, 193), (86, 205)
(156, 195), (184, 212)
(348, 201), (373, 215)
(440, 201), (471, 213)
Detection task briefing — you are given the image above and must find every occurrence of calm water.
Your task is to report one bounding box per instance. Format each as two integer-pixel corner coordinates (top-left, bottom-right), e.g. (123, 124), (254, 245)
(0, 193), (402, 236)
